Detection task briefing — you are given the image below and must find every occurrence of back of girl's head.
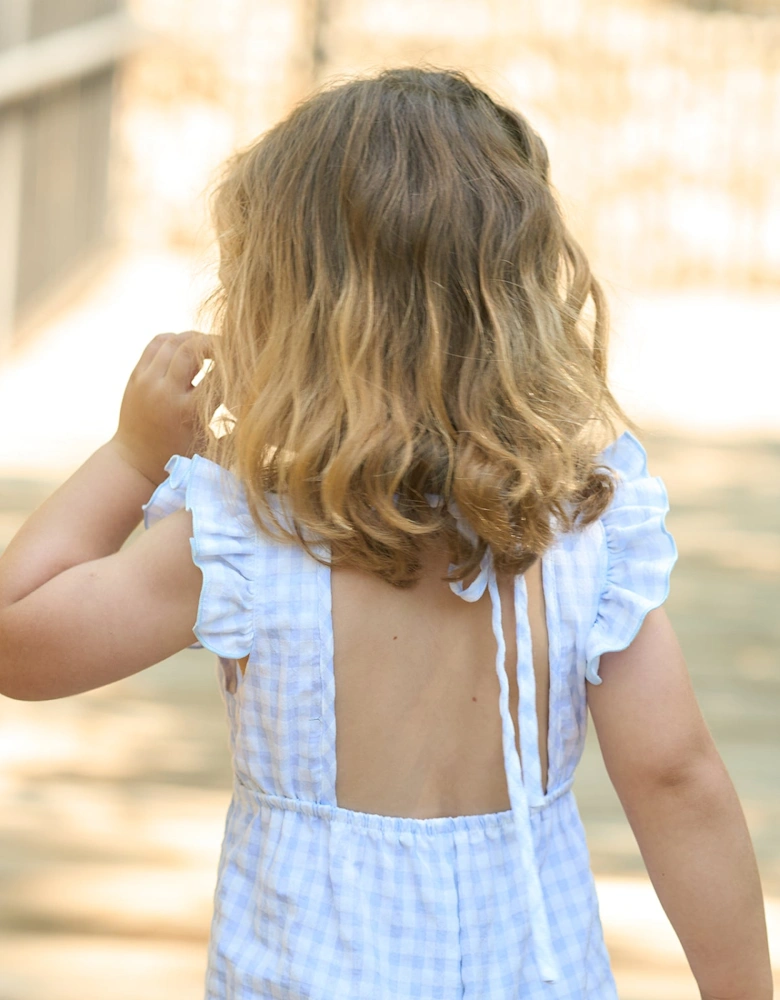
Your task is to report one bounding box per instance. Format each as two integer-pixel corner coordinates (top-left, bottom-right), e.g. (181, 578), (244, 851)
(197, 66), (636, 587)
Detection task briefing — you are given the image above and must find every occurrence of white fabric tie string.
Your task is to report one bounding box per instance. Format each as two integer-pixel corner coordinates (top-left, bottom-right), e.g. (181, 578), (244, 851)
(425, 495), (561, 984)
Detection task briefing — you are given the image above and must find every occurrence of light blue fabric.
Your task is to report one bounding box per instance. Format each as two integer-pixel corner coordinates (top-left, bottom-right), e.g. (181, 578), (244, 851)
(583, 433), (678, 684)
(142, 429), (677, 999)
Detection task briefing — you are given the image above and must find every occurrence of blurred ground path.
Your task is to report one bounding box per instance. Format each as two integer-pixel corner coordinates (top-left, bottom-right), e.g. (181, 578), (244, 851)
(0, 248), (779, 999)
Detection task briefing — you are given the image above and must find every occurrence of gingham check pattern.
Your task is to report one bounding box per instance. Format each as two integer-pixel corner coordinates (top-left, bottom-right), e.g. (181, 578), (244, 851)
(142, 430), (677, 999)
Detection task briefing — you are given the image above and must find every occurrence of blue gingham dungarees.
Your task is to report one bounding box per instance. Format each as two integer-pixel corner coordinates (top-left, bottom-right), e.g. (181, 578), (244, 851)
(143, 430), (677, 999)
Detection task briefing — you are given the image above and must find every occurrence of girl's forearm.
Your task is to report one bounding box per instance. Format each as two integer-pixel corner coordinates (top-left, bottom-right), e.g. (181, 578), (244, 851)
(623, 757), (773, 1000)
(0, 332), (209, 613)
(0, 438), (155, 610)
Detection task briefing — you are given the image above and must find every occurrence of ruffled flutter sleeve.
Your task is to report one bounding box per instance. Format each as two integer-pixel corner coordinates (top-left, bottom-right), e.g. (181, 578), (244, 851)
(141, 454), (255, 659)
(584, 431), (678, 685)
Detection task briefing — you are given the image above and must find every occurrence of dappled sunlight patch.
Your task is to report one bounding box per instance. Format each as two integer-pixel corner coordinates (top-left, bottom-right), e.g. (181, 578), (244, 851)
(0, 934), (207, 1000)
(0, 778), (230, 864)
(669, 512), (780, 574)
(1, 864), (213, 939)
(0, 697), (207, 780)
(596, 876), (780, 996)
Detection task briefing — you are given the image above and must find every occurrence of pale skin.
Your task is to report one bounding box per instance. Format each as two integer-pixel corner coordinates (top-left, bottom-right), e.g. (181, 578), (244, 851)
(0, 331), (773, 999)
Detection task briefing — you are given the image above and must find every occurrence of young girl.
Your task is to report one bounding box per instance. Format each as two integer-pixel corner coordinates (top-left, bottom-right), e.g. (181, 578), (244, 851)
(0, 68), (771, 999)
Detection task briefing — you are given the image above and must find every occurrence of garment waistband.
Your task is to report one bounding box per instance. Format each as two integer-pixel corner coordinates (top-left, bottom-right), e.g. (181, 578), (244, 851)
(232, 774), (574, 838)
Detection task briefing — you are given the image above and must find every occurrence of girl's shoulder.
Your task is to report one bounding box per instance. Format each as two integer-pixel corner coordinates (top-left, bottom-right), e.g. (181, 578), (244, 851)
(582, 430), (678, 684)
(142, 454), (257, 659)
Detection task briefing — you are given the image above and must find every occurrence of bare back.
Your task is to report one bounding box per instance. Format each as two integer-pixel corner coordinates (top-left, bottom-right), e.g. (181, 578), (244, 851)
(327, 542), (551, 819)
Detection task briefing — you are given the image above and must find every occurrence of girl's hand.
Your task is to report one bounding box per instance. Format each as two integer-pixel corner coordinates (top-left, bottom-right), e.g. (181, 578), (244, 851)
(110, 331), (213, 486)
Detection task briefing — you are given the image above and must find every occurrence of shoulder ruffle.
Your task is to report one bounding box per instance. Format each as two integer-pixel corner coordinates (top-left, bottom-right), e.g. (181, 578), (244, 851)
(142, 454), (255, 659)
(584, 431), (678, 685)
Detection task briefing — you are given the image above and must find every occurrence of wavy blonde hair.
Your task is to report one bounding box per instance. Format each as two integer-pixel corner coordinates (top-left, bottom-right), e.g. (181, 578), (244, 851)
(194, 67), (638, 588)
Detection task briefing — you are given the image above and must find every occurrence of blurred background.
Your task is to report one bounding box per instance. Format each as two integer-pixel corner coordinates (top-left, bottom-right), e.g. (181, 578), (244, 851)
(0, 0), (778, 997)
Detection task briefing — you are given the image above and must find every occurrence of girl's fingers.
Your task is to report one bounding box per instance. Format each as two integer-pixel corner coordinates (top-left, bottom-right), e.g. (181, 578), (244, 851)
(166, 332), (214, 389)
(144, 333), (183, 382)
(132, 332), (177, 375)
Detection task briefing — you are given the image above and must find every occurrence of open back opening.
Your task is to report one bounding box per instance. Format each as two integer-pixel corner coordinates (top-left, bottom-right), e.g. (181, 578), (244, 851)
(328, 543), (551, 819)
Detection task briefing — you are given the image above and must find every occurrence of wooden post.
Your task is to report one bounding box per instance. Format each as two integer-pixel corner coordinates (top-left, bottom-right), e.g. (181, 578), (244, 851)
(0, 0), (30, 355)
(311, 0), (329, 85)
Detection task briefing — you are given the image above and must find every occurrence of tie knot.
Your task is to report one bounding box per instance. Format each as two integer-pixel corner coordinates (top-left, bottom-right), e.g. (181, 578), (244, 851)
(421, 492), (490, 602)
(447, 549), (492, 602)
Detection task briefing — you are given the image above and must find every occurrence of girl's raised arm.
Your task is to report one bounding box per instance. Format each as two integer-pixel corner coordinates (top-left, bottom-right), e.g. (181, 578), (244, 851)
(0, 332), (210, 700)
(587, 606), (773, 1000)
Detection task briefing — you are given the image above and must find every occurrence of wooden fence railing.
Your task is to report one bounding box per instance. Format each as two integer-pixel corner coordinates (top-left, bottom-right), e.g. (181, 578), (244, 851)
(0, 0), (146, 352)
